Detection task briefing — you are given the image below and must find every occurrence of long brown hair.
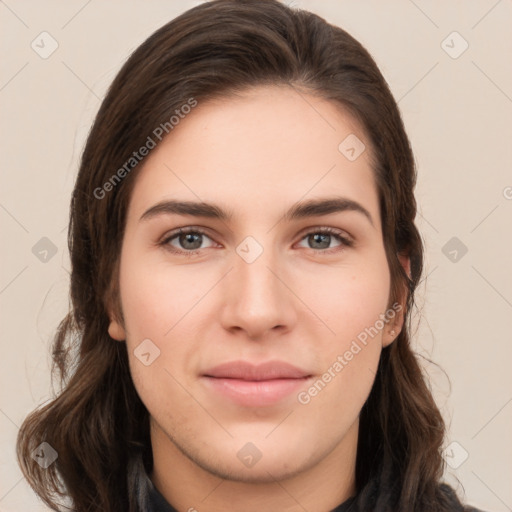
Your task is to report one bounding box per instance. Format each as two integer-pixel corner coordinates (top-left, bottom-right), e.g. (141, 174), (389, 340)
(17, 1), (470, 511)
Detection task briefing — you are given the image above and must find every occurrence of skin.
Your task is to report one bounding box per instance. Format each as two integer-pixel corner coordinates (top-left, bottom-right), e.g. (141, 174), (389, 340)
(108, 85), (408, 512)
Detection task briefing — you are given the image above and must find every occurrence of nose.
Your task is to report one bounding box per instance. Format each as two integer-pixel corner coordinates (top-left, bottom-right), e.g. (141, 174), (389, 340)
(219, 241), (297, 340)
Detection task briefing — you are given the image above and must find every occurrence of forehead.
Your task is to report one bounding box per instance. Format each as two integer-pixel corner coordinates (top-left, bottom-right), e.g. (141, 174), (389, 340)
(126, 85), (379, 227)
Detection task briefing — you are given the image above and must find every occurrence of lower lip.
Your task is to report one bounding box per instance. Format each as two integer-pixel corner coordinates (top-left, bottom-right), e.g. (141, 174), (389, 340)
(201, 376), (311, 407)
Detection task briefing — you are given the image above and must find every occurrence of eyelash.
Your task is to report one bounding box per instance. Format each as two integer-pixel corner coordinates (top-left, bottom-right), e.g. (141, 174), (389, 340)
(159, 227), (354, 257)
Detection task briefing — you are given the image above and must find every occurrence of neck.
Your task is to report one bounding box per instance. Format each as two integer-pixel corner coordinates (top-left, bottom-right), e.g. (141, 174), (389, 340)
(149, 418), (358, 512)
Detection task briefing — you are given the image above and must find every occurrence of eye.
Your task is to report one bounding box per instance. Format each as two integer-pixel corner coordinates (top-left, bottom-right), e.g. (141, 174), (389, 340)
(159, 226), (353, 257)
(160, 228), (215, 256)
(296, 227), (353, 255)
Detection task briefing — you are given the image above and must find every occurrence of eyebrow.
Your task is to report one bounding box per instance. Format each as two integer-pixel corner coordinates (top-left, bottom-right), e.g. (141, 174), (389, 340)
(139, 196), (374, 227)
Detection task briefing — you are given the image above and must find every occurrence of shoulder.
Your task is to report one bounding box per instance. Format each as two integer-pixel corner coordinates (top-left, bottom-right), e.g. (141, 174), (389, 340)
(438, 483), (489, 512)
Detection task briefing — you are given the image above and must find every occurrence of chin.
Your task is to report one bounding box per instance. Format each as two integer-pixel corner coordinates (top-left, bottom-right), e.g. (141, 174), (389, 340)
(199, 453), (310, 484)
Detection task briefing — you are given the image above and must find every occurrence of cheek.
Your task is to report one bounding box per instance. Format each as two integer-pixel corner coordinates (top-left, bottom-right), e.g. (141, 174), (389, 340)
(118, 250), (209, 342)
(118, 249), (210, 408)
(296, 275), (386, 421)
(294, 253), (390, 406)
(294, 256), (391, 345)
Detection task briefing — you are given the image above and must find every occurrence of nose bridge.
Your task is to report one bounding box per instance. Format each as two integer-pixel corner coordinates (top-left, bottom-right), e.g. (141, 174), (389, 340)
(221, 234), (296, 336)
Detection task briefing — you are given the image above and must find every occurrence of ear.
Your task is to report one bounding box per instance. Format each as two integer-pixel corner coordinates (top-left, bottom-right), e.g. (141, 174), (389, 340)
(105, 272), (126, 341)
(108, 316), (126, 341)
(106, 294), (126, 341)
(382, 252), (411, 347)
(398, 252), (411, 280)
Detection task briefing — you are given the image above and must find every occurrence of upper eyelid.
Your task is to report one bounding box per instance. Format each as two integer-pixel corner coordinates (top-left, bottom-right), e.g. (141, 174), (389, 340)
(160, 227), (216, 244)
(297, 225), (353, 240)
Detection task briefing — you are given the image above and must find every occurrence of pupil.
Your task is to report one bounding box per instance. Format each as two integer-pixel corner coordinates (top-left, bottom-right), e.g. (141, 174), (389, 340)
(182, 233), (201, 249)
(311, 233), (329, 249)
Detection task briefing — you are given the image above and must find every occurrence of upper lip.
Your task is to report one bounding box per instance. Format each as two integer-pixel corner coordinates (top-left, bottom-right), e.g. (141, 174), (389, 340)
(202, 360), (311, 381)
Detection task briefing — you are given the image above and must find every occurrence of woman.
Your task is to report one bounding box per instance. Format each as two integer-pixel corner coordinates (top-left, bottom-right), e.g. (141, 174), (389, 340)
(16, 1), (486, 511)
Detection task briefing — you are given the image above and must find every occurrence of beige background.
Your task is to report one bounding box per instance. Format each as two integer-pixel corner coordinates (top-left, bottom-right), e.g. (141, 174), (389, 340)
(1, 1), (511, 511)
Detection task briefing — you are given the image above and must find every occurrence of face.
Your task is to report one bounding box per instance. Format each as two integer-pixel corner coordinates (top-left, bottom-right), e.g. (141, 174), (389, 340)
(109, 85), (404, 483)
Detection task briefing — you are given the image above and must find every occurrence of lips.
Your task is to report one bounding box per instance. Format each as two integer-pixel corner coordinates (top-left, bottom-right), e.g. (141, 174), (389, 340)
(202, 360), (311, 380)
(201, 360), (313, 407)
